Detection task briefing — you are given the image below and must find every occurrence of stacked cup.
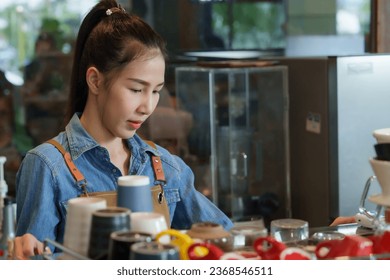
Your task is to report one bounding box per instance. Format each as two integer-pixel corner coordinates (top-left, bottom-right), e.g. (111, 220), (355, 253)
(88, 207), (131, 260)
(117, 175), (168, 239)
(83, 175), (171, 260)
(370, 128), (390, 207)
(63, 197), (107, 258)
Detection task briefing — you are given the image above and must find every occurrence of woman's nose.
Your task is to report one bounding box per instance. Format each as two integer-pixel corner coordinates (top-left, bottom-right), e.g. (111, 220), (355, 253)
(139, 93), (158, 115)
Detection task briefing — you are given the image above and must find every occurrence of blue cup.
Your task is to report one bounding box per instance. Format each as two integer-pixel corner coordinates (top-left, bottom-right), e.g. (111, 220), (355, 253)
(117, 175), (153, 212)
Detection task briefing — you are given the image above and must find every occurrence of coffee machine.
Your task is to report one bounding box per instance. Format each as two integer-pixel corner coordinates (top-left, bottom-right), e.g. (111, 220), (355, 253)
(175, 64), (290, 223)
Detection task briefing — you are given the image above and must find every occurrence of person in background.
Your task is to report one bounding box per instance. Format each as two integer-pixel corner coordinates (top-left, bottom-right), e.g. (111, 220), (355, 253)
(21, 31), (71, 146)
(22, 32), (57, 97)
(13, 0), (233, 260)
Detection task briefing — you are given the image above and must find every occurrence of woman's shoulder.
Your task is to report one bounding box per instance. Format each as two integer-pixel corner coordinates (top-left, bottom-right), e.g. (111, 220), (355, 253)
(154, 144), (189, 172)
(133, 135), (190, 172)
(23, 135), (68, 166)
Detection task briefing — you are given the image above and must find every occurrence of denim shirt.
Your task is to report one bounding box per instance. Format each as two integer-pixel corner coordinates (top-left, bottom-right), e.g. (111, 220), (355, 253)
(15, 113), (233, 253)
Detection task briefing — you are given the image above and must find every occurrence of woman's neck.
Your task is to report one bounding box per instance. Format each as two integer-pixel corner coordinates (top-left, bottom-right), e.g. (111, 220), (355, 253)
(80, 112), (131, 175)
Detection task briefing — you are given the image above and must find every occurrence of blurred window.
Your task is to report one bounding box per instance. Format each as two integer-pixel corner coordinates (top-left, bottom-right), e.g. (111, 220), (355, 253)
(337, 0), (371, 35)
(211, 1), (286, 50)
(0, 0), (97, 75)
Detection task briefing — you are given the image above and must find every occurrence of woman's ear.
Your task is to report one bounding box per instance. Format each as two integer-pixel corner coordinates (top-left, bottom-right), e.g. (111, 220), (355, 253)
(86, 67), (101, 95)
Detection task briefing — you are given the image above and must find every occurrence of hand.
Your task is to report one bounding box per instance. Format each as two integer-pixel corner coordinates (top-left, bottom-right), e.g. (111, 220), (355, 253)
(329, 216), (356, 227)
(13, 233), (48, 260)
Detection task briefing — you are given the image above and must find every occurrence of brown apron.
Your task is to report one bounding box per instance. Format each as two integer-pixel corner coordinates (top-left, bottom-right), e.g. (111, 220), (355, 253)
(46, 139), (171, 226)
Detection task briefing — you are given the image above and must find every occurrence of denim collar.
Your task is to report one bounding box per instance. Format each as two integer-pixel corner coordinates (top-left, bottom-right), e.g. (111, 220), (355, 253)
(64, 113), (160, 161)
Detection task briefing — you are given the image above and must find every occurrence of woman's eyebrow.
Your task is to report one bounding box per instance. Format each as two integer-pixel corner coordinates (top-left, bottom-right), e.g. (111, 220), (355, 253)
(127, 78), (165, 87)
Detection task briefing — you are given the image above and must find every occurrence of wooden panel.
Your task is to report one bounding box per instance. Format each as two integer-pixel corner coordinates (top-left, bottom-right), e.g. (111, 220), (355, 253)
(375, 0), (390, 52)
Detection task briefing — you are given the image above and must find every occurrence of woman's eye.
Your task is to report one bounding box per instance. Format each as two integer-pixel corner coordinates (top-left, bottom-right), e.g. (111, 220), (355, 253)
(131, 89), (142, 93)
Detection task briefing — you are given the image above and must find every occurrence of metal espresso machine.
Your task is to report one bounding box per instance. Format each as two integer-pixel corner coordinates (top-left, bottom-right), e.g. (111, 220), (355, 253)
(174, 62), (290, 224)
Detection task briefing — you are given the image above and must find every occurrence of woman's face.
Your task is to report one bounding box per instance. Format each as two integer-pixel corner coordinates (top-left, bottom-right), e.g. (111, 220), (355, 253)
(96, 52), (165, 140)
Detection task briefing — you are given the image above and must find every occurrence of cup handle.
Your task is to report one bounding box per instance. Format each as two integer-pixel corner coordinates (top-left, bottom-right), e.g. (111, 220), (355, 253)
(280, 247), (312, 260)
(253, 236), (286, 260)
(315, 241), (335, 259)
(155, 229), (193, 260)
(155, 229), (193, 244)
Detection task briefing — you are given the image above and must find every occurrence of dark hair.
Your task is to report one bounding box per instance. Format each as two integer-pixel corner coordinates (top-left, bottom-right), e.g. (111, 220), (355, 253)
(65, 0), (167, 123)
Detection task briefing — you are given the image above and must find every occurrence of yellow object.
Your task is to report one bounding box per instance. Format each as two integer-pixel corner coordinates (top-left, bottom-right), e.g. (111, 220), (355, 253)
(155, 229), (194, 260)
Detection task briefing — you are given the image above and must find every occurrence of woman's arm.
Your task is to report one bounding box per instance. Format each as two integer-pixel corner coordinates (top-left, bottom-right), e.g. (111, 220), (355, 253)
(15, 151), (61, 254)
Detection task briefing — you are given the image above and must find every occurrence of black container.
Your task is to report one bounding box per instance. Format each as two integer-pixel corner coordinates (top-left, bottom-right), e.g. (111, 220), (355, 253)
(108, 230), (153, 260)
(375, 143), (390, 161)
(88, 207), (131, 260)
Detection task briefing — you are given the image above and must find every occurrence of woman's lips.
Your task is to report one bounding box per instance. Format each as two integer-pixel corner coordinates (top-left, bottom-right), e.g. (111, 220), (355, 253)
(127, 120), (142, 130)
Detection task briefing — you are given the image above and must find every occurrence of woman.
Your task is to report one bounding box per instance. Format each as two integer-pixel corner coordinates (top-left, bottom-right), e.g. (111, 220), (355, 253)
(14, 0), (233, 259)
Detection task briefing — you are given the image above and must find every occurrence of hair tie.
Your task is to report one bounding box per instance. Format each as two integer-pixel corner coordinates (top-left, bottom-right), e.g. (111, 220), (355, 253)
(106, 5), (125, 16)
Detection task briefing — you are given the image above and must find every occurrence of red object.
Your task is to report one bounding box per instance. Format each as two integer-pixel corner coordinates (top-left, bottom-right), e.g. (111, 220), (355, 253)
(253, 236), (287, 260)
(367, 231), (390, 259)
(220, 250), (260, 260)
(187, 242), (224, 260)
(315, 235), (373, 259)
(279, 247), (312, 260)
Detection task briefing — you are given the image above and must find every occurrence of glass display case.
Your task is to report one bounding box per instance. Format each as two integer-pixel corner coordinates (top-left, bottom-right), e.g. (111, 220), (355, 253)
(175, 64), (290, 223)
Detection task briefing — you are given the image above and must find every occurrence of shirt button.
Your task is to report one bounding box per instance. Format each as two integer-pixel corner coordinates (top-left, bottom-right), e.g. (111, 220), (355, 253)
(112, 169), (116, 173)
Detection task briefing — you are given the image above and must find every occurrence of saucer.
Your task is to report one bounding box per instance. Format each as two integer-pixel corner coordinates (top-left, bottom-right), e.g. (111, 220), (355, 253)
(187, 222), (233, 252)
(368, 194), (390, 207)
(187, 222), (231, 240)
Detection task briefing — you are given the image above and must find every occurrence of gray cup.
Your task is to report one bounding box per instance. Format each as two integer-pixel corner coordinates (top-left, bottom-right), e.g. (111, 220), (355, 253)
(130, 241), (180, 260)
(88, 207), (131, 260)
(117, 175), (153, 212)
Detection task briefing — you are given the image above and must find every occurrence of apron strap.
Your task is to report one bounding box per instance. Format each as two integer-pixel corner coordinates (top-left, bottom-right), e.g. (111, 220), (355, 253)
(46, 139), (166, 197)
(46, 139), (88, 194)
(142, 140), (166, 204)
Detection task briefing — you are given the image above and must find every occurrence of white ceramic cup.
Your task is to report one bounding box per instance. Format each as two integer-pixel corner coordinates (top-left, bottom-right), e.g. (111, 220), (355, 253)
(368, 158), (390, 206)
(63, 197), (107, 257)
(373, 128), (390, 143)
(130, 212), (168, 237)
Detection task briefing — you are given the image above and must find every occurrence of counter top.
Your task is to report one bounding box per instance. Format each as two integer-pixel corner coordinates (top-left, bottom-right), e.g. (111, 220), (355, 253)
(309, 223), (374, 237)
